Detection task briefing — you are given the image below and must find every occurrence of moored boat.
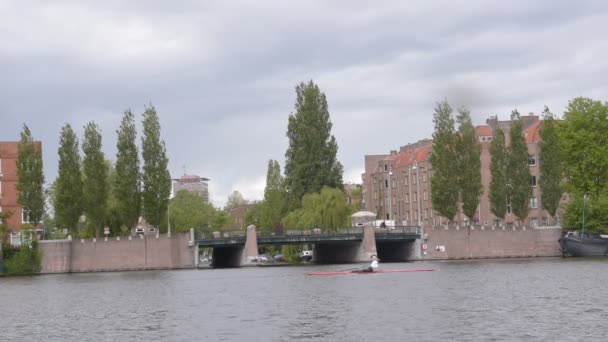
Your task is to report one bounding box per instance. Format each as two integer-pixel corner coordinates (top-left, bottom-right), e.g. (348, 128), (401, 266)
(559, 232), (608, 257)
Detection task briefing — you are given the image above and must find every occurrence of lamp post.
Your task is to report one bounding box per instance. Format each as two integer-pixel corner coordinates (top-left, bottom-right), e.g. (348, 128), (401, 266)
(412, 161), (422, 234)
(582, 193), (587, 237)
(387, 167), (393, 221)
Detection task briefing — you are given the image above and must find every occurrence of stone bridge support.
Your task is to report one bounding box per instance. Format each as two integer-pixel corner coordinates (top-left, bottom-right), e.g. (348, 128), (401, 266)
(312, 226), (377, 264)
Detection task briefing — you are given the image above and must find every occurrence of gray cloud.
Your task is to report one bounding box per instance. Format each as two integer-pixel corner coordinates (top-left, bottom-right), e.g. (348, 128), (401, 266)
(1, 0), (607, 205)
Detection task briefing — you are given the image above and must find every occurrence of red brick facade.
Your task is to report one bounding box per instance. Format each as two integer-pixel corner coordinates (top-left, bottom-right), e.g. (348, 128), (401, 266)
(0, 141), (42, 232)
(363, 115), (562, 228)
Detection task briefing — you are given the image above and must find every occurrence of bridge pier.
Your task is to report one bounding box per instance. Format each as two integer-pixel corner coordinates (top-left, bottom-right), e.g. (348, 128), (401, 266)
(312, 226), (377, 263)
(243, 225), (258, 265)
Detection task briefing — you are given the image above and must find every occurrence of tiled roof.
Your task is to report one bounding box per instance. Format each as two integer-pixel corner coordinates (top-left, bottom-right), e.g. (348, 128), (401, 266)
(525, 120), (542, 143)
(394, 142), (432, 168)
(475, 125), (493, 137)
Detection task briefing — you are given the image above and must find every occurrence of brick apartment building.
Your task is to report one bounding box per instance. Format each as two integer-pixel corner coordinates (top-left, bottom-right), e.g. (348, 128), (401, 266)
(0, 141), (42, 245)
(362, 114), (558, 228)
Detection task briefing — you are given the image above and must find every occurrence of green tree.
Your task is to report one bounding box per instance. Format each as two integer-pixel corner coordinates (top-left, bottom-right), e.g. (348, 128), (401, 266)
(507, 110), (533, 222)
(225, 190), (248, 210)
(54, 123), (83, 235)
(429, 100), (458, 221)
(489, 126), (508, 219)
(347, 186), (363, 213)
(281, 187), (350, 232)
(16, 124), (45, 225)
(558, 97), (608, 197)
(114, 110), (141, 229)
(455, 106), (482, 223)
(260, 160), (287, 232)
(82, 122), (108, 238)
(141, 104), (171, 230)
(538, 106), (563, 219)
(244, 202), (262, 228)
(284, 80), (343, 210)
(168, 190), (214, 234)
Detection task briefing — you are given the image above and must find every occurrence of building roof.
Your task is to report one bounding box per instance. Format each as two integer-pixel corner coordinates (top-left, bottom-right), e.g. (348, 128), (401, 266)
(475, 125), (493, 137)
(525, 120), (542, 143)
(393, 142), (432, 168)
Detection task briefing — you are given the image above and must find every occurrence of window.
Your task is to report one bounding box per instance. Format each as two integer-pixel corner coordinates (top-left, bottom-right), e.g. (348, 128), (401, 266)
(414, 191), (418, 203)
(530, 217), (538, 227)
(423, 171), (428, 182)
(414, 210), (419, 220)
(22, 209), (31, 224)
(405, 193), (410, 204)
(404, 176), (408, 186)
(530, 175), (537, 186)
(413, 175), (418, 185)
(11, 232), (21, 247)
(385, 179), (388, 188)
(528, 156), (536, 166)
(530, 197), (538, 209)
(384, 164), (388, 171)
(487, 137), (493, 141)
(423, 190), (428, 201)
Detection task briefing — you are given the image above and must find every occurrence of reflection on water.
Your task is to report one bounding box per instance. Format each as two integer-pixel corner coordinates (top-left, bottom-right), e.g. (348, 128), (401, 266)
(2, 258), (608, 341)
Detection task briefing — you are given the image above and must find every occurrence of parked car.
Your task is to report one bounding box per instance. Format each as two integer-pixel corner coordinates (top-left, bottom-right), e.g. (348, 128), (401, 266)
(135, 227), (145, 236)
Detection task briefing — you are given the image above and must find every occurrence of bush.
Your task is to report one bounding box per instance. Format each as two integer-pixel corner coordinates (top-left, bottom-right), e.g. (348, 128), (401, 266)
(3, 240), (42, 276)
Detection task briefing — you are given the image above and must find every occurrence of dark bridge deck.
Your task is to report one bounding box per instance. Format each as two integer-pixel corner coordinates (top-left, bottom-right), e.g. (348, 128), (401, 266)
(195, 227), (420, 247)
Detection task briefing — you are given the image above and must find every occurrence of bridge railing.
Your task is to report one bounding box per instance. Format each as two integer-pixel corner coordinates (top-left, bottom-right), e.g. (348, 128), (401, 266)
(256, 227), (365, 238)
(374, 225), (421, 237)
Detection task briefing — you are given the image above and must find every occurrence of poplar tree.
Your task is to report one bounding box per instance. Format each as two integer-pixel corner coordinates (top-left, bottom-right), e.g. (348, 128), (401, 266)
(17, 124), (44, 225)
(507, 110), (533, 222)
(17, 124), (45, 225)
(538, 106), (562, 219)
(455, 107), (482, 223)
(429, 100), (458, 221)
(82, 122), (108, 237)
(260, 160), (287, 231)
(54, 124), (83, 235)
(114, 110), (141, 229)
(284, 80), (343, 210)
(141, 104), (171, 229)
(489, 127), (508, 219)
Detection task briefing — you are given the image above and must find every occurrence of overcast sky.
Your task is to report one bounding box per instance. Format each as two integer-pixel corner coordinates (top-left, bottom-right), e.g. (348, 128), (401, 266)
(1, 1), (607, 207)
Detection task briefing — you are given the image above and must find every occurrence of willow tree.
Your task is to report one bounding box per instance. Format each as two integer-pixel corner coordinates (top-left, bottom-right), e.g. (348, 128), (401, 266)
(455, 106), (482, 223)
(16, 124), (45, 226)
(82, 122), (108, 238)
(284, 80), (343, 210)
(54, 124), (83, 235)
(429, 100), (458, 221)
(114, 110), (141, 229)
(489, 126), (508, 219)
(141, 104), (171, 230)
(538, 106), (562, 220)
(507, 110), (532, 222)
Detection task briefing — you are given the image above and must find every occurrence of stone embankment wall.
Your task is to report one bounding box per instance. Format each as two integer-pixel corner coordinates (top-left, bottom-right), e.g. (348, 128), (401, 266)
(423, 225), (562, 259)
(39, 233), (194, 274)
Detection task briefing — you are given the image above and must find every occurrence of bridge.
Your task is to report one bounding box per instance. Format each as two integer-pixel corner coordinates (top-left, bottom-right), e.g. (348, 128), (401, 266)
(194, 225), (421, 267)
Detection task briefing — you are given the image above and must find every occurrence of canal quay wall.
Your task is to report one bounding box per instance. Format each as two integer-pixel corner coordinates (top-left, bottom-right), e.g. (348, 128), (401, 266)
(422, 225), (562, 259)
(39, 233), (194, 274)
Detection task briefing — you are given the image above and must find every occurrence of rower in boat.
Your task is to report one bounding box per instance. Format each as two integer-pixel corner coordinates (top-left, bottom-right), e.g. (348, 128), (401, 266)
(358, 255), (379, 273)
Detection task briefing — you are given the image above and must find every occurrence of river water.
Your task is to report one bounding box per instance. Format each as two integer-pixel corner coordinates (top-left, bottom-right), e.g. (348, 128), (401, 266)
(1, 257), (607, 342)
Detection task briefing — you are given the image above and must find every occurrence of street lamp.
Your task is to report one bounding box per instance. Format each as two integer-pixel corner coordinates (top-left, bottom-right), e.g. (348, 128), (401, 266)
(582, 193), (587, 237)
(412, 161), (422, 233)
(387, 167), (393, 221)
